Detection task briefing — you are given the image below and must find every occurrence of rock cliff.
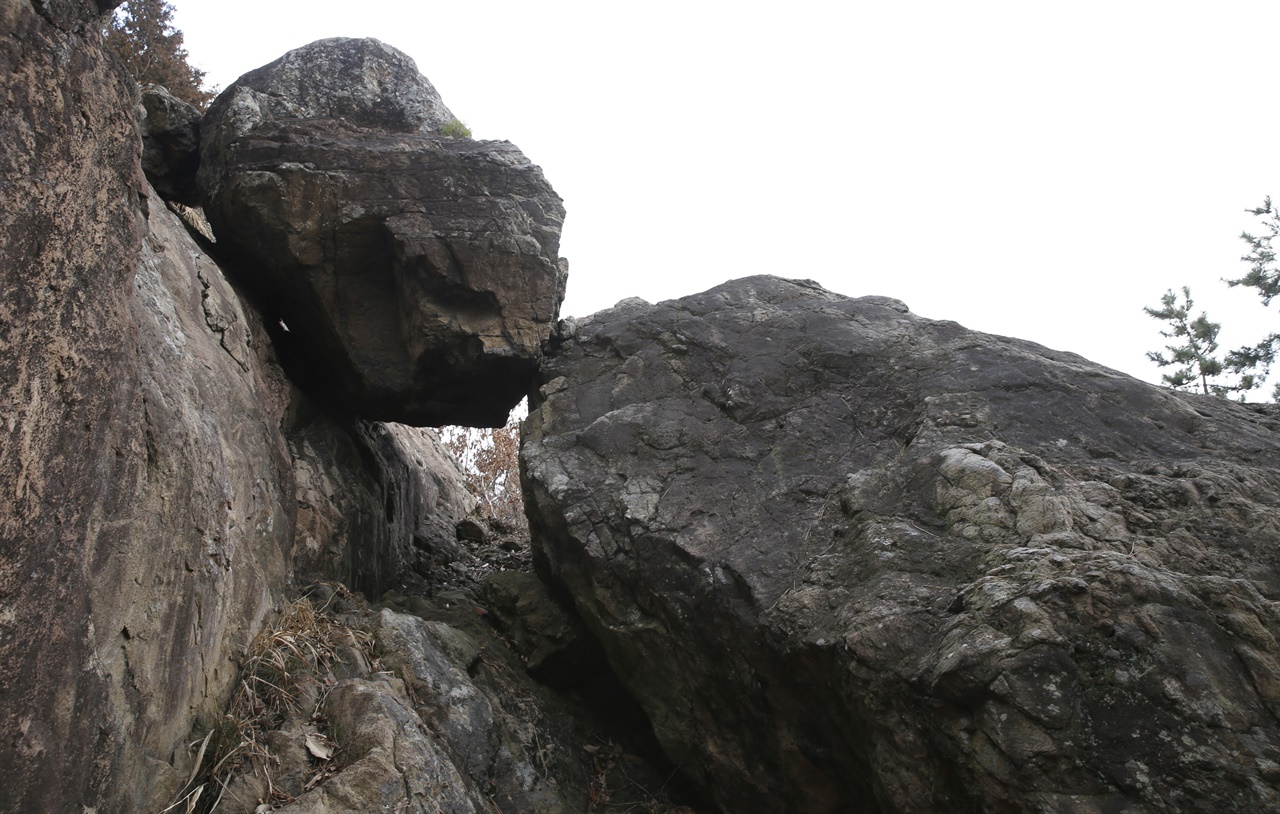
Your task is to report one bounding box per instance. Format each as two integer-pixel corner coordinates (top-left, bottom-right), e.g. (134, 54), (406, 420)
(0, 9), (560, 812)
(7, 3), (1280, 813)
(523, 276), (1280, 813)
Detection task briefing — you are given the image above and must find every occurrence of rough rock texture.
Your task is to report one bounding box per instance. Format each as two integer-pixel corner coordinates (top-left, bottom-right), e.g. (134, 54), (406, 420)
(198, 37), (568, 426)
(203, 37), (457, 136)
(2, 1), (165, 809)
(0, 125), (293, 813)
(139, 83), (202, 204)
(1, 10), (484, 809)
(210, 591), (702, 814)
(523, 275), (1280, 814)
(290, 417), (475, 596)
(484, 570), (591, 681)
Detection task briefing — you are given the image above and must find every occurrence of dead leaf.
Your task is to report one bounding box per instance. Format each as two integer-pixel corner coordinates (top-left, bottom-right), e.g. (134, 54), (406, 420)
(305, 732), (334, 761)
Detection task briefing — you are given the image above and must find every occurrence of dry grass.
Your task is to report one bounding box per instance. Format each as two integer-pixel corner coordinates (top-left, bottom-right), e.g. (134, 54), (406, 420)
(159, 587), (375, 813)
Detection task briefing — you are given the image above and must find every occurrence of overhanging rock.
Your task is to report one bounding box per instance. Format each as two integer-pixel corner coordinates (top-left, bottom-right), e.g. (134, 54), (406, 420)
(198, 38), (567, 426)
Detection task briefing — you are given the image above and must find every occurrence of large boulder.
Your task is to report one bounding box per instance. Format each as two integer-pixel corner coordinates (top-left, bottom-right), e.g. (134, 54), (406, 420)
(522, 275), (1280, 813)
(198, 38), (568, 426)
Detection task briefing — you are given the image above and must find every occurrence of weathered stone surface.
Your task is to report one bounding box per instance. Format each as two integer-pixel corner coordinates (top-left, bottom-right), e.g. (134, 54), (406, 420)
(1, 15), (484, 809)
(523, 275), (1280, 813)
(290, 417), (475, 596)
(483, 570), (590, 681)
(0, 107), (294, 811)
(376, 609), (588, 812)
(198, 37), (567, 426)
(280, 675), (485, 814)
(100, 188), (301, 812)
(215, 598), (593, 814)
(204, 37), (457, 137)
(139, 83), (201, 204)
(2, 2), (160, 809)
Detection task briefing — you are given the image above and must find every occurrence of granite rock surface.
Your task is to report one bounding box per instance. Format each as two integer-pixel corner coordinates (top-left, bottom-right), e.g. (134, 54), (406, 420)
(523, 275), (1280, 813)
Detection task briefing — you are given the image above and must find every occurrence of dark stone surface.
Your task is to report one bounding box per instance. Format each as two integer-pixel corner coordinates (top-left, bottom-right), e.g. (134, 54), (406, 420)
(522, 275), (1280, 813)
(483, 570), (589, 681)
(198, 38), (567, 426)
(139, 83), (201, 204)
(289, 415), (475, 598)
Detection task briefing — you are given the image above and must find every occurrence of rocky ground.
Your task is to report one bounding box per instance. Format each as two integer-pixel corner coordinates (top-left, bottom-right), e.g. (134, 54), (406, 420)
(176, 514), (710, 814)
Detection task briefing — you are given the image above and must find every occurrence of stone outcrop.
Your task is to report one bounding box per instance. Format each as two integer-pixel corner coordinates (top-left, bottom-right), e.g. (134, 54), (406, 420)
(205, 588), (701, 814)
(26, 0), (1280, 810)
(2, 1), (158, 808)
(0, 11), (485, 811)
(198, 37), (568, 427)
(523, 276), (1280, 813)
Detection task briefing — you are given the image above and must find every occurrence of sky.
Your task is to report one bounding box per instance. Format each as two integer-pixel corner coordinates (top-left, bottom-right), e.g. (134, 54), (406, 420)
(171, 1), (1280, 394)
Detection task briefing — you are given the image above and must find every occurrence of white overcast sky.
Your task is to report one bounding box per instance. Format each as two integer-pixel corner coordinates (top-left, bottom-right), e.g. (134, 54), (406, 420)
(172, 1), (1280, 393)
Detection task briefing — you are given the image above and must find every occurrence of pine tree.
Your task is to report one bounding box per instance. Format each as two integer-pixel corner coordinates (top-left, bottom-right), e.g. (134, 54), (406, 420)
(1223, 198), (1280, 397)
(1230, 197), (1280, 305)
(104, 0), (215, 109)
(1144, 286), (1259, 398)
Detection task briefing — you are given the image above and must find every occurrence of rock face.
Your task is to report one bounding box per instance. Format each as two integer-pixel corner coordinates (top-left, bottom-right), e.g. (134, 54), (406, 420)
(290, 417), (475, 596)
(523, 276), (1280, 813)
(0, 12), (482, 811)
(198, 37), (568, 426)
(207, 589), (702, 814)
(2, 1), (156, 809)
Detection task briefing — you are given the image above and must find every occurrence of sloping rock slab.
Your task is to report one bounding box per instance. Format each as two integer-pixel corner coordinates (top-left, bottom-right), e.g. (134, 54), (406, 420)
(0, 1), (276, 808)
(198, 38), (567, 426)
(522, 275), (1280, 814)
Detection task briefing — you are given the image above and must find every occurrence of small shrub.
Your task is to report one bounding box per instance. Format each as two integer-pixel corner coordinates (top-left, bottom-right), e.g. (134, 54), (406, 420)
(440, 117), (472, 139)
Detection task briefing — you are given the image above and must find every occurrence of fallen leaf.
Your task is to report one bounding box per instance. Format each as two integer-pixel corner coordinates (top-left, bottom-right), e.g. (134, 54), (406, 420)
(305, 732), (334, 760)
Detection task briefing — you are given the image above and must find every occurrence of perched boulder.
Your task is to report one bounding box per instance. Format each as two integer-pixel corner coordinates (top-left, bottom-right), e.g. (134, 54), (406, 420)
(198, 38), (567, 426)
(201, 36), (457, 136)
(139, 83), (201, 204)
(522, 275), (1280, 813)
